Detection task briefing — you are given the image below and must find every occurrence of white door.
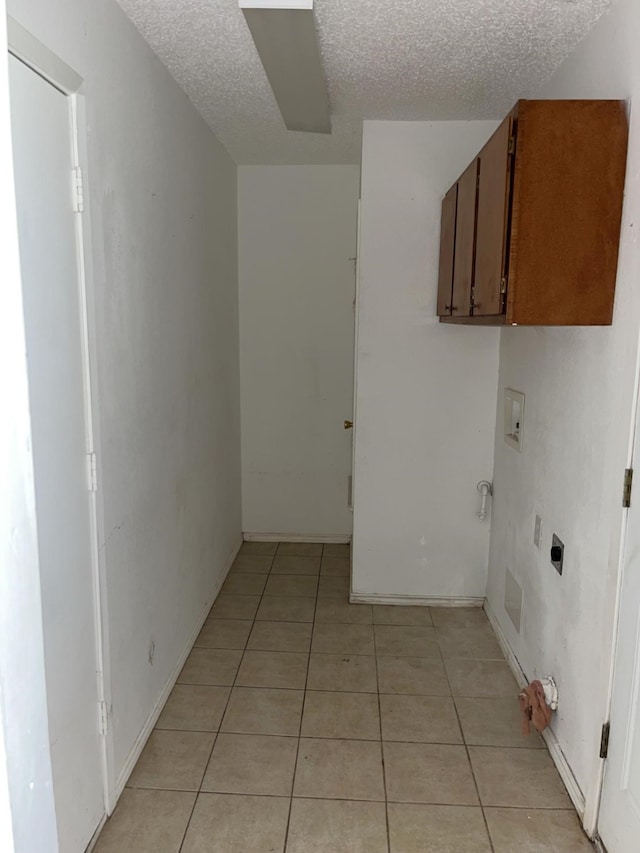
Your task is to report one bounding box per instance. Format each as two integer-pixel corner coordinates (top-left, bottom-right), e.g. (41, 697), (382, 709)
(598, 396), (640, 850)
(348, 200), (361, 514)
(9, 54), (104, 851)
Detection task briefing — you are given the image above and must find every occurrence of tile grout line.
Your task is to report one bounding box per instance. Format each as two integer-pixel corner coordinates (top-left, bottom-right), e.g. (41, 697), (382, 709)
(439, 628), (497, 853)
(177, 544), (278, 853)
(374, 621), (392, 853)
(282, 542), (322, 852)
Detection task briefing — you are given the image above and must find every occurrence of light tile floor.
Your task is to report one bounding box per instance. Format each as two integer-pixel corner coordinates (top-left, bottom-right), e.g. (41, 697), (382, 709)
(95, 541), (594, 852)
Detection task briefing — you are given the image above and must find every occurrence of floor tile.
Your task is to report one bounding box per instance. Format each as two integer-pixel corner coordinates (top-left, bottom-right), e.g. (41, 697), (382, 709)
(236, 650), (308, 689)
(195, 618), (252, 650)
(445, 660), (518, 698)
(435, 622), (504, 660)
(430, 606), (488, 628)
(221, 572), (267, 596)
(239, 541), (278, 556)
(373, 604), (433, 626)
(318, 575), (350, 598)
(301, 691), (380, 740)
(380, 695), (462, 743)
(322, 543), (351, 558)
(156, 685), (230, 732)
(455, 697), (545, 748)
(320, 556), (350, 576)
(387, 803), (492, 853)
(307, 653), (377, 693)
(247, 620), (312, 652)
(230, 553), (273, 573)
(181, 793), (289, 853)
(201, 733), (297, 796)
(256, 596), (316, 623)
(484, 807), (595, 852)
(93, 788), (196, 853)
(209, 594), (261, 620)
(374, 625), (440, 657)
(277, 542), (323, 556)
(264, 573), (318, 597)
(221, 687), (304, 735)
(315, 599), (373, 624)
(312, 623), (375, 655)
(127, 730), (215, 791)
(177, 648), (242, 686)
(468, 746), (573, 808)
(294, 738), (385, 801)
(384, 742), (478, 805)
(377, 656), (450, 696)
(287, 798), (388, 853)
(272, 555), (321, 575)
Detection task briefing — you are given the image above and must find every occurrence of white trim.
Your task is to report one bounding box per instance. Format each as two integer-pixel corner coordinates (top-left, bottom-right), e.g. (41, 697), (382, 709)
(239, 1), (313, 9)
(111, 537), (242, 803)
(350, 593), (484, 608)
(484, 599), (587, 818)
(7, 17), (82, 94)
(84, 813), (108, 853)
(243, 532), (351, 544)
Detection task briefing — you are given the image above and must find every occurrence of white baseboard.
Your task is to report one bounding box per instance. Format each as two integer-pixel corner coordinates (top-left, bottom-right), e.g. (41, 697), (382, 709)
(111, 535), (242, 807)
(484, 599), (586, 818)
(85, 812), (108, 852)
(350, 593), (484, 607)
(243, 532), (351, 544)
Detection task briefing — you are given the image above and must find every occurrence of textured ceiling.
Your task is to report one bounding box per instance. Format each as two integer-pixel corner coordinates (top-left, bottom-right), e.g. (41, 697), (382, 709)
(115, 0), (613, 164)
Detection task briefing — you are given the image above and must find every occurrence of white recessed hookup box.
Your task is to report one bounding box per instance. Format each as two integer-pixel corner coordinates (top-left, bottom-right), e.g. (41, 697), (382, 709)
(504, 388), (525, 451)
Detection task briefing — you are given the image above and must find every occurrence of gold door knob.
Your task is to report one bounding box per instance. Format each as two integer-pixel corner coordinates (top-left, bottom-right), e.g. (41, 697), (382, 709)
(344, 420), (353, 430)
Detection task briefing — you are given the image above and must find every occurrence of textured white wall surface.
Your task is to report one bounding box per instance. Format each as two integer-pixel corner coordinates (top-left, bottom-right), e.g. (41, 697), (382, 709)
(113, 0), (613, 164)
(486, 0), (640, 818)
(9, 0), (242, 799)
(0, 5), (58, 850)
(352, 120), (501, 600)
(239, 165), (359, 538)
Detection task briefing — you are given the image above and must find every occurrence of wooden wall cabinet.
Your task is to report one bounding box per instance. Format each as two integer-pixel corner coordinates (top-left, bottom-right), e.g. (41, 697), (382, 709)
(437, 100), (628, 326)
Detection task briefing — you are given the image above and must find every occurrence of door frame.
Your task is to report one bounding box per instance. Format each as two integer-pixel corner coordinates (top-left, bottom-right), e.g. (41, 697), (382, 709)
(591, 345), (640, 844)
(7, 16), (115, 816)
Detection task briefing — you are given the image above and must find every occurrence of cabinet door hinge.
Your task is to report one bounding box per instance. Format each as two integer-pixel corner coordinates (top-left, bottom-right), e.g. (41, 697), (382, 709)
(72, 165), (84, 213)
(508, 136), (515, 155)
(600, 722), (611, 759)
(98, 700), (108, 736)
(623, 468), (633, 508)
(87, 451), (98, 492)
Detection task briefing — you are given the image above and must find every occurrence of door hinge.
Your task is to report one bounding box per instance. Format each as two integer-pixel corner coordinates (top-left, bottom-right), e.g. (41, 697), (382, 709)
(508, 136), (515, 155)
(600, 722), (610, 759)
(87, 451), (98, 492)
(98, 700), (108, 736)
(72, 165), (84, 213)
(623, 468), (633, 508)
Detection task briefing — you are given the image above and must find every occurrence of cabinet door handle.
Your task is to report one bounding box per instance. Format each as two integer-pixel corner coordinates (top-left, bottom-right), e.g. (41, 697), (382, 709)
(445, 305), (457, 312)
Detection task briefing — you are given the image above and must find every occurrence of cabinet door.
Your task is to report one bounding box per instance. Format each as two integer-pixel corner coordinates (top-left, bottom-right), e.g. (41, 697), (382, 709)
(436, 184), (457, 316)
(473, 116), (513, 316)
(451, 159), (478, 317)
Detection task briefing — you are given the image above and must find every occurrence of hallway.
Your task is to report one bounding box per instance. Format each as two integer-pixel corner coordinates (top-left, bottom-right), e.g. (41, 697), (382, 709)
(94, 542), (593, 852)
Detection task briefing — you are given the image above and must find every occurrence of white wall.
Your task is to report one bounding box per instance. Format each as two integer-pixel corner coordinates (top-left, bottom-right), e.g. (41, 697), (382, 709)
(8, 0), (242, 802)
(0, 5), (59, 850)
(352, 121), (501, 600)
(238, 166), (359, 538)
(486, 0), (640, 822)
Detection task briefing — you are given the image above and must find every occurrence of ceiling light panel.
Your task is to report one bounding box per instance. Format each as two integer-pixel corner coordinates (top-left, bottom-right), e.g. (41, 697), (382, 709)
(239, 0), (331, 134)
